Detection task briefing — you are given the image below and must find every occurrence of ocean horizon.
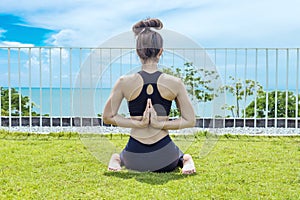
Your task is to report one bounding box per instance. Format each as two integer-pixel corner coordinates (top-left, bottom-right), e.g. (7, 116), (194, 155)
(6, 87), (112, 117)
(2, 87), (298, 117)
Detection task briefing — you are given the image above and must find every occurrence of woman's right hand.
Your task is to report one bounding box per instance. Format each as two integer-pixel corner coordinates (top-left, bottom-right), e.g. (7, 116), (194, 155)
(138, 99), (151, 128)
(148, 99), (164, 129)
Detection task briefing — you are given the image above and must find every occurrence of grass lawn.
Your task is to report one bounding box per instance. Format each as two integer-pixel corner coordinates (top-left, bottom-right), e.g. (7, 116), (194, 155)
(0, 130), (299, 199)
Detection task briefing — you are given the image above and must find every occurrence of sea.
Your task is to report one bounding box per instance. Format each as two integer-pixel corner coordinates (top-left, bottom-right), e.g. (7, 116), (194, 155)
(4, 87), (295, 117)
(3, 87), (240, 117)
(11, 87), (112, 117)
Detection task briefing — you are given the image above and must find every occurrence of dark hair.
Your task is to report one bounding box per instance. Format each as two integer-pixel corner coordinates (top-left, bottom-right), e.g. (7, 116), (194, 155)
(132, 18), (163, 61)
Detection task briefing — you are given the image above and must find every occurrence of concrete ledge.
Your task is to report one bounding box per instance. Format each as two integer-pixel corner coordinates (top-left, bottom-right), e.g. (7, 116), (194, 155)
(1, 117), (299, 128)
(0, 117), (107, 127)
(195, 118), (299, 128)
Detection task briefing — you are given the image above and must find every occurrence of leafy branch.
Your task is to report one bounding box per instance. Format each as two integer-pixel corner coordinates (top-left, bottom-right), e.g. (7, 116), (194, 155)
(219, 76), (263, 117)
(163, 62), (219, 116)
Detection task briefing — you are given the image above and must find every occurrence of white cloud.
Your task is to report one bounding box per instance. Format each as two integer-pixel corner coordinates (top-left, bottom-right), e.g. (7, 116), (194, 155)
(0, 29), (6, 38)
(46, 29), (78, 46)
(0, 0), (300, 47)
(164, 0), (300, 47)
(0, 41), (34, 47)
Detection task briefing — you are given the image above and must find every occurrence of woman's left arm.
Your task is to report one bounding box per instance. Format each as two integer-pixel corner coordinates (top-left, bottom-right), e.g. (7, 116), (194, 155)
(103, 78), (150, 128)
(149, 79), (196, 130)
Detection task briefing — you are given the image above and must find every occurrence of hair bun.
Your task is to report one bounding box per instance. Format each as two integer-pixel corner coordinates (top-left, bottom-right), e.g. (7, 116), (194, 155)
(132, 18), (163, 35)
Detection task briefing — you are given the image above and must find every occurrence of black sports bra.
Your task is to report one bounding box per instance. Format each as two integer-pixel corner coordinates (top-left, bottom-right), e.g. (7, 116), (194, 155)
(128, 71), (172, 116)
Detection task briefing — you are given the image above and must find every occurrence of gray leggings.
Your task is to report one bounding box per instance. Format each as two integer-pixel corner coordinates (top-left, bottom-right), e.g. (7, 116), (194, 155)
(120, 135), (184, 172)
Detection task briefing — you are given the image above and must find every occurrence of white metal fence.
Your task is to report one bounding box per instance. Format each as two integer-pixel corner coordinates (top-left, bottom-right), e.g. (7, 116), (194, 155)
(0, 47), (299, 133)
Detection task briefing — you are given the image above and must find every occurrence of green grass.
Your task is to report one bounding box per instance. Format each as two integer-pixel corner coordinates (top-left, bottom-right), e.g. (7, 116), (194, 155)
(0, 130), (299, 199)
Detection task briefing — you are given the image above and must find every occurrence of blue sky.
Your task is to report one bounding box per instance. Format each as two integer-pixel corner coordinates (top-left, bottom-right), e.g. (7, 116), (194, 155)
(0, 15), (55, 46)
(0, 0), (300, 48)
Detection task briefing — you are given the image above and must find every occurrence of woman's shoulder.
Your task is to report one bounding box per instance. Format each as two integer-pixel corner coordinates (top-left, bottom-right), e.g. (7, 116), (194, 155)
(116, 73), (143, 90)
(118, 73), (141, 83)
(158, 72), (185, 97)
(160, 72), (183, 85)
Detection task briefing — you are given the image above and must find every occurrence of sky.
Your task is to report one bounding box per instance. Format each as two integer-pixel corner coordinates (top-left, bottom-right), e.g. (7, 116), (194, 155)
(0, 0), (300, 117)
(0, 0), (300, 48)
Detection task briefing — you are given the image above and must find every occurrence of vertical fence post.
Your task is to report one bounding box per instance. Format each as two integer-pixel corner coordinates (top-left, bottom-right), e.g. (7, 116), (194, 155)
(243, 49), (248, 128)
(265, 49), (269, 129)
(89, 48), (93, 126)
(234, 49), (237, 127)
(120, 49), (123, 78)
(254, 49), (258, 128)
(39, 48), (42, 130)
(28, 48), (32, 132)
(171, 48), (175, 119)
(49, 48), (53, 132)
(69, 48), (73, 130)
(224, 48), (227, 128)
(285, 49), (289, 128)
(8, 48), (11, 130)
(211, 49), (216, 128)
(203, 49), (207, 128)
(129, 48), (133, 72)
(18, 48), (22, 128)
(79, 48), (83, 127)
(59, 48), (63, 131)
(296, 48), (299, 130)
(99, 48), (104, 126)
(275, 49), (278, 130)
(109, 48), (112, 128)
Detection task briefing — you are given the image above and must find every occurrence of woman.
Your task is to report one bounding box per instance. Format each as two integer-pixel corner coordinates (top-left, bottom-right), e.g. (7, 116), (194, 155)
(103, 18), (196, 174)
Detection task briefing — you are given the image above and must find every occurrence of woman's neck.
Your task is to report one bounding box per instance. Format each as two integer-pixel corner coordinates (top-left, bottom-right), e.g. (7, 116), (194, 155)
(141, 60), (159, 73)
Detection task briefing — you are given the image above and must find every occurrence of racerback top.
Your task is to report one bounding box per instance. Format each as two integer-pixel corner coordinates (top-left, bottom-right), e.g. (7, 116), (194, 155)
(128, 71), (172, 116)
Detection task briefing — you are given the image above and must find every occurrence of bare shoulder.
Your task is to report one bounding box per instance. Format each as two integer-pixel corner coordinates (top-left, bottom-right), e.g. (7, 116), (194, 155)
(118, 73), (141, 85)
(157, 73), (185, 98)
(160, 73), (183, 86)
(125, 73), (141, 80)
(115, 73), (143, 100)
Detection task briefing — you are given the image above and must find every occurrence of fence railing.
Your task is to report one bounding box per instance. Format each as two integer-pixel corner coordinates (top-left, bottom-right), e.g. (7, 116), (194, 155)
(0, 47), (299, 133)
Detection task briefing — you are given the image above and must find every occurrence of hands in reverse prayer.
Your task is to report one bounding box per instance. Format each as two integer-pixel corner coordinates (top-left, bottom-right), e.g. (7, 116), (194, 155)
(139, 98), (163, 129)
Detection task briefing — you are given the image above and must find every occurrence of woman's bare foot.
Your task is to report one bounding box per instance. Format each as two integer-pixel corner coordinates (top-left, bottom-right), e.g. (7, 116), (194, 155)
(108, 153), (122, 171)
(182, 154), (196, 174)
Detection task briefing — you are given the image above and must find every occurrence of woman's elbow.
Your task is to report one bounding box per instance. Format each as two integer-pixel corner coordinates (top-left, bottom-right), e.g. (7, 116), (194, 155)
(102, 116), (110, 124)
(103, 114), (113, 125)
(183, 115), (196, 128)
(189, 117), (196, 127)
(191, 117), (196, 127)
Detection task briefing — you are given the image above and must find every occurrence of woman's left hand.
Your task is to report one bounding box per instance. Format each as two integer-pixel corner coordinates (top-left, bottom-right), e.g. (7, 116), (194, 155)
(148, 99), (163, 129)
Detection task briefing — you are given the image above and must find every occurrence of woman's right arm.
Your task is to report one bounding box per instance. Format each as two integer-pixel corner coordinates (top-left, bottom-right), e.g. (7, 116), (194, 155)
(102, 77), (150, 128)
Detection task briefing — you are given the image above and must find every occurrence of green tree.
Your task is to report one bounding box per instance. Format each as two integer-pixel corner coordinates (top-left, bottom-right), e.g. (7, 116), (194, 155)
(0, 87), (37, 116)
(245, 90), (300, 118)
(163, 62), (219, 102)
(219, 76), (263, 117)
(163, 62), (219, 117)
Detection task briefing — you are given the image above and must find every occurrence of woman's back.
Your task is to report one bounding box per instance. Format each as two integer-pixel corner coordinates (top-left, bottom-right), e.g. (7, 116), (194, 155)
(120, 70), (181, 144)
(121, 70), (180, 102)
